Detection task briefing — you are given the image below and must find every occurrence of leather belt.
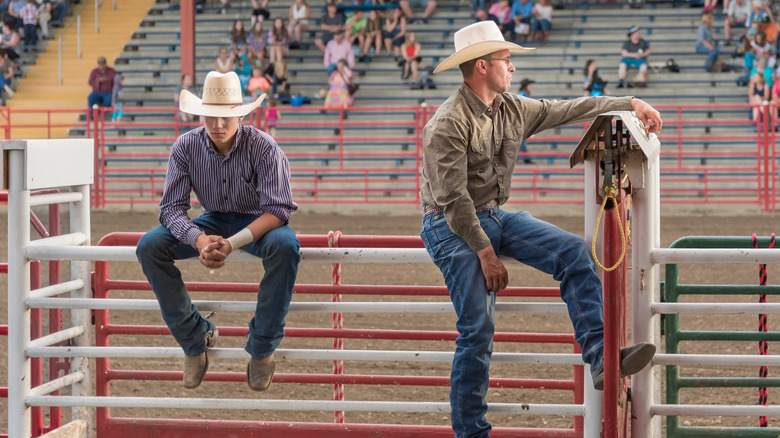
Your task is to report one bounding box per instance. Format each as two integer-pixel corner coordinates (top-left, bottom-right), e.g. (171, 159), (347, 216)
(423, 200), (498, 217)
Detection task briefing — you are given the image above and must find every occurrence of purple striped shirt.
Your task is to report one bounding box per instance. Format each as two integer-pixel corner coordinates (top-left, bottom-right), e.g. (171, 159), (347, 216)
(159, 124), (297, 246)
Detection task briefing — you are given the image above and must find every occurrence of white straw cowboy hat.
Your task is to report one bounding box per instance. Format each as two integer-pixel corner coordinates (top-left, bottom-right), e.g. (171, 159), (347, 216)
(433, 21), (534, 74)
(179, 71), (265, 117)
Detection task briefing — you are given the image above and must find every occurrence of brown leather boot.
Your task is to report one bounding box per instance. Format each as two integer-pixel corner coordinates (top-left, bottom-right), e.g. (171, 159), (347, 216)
(247, 353), (275, 392)
(182, 329), (218, 389)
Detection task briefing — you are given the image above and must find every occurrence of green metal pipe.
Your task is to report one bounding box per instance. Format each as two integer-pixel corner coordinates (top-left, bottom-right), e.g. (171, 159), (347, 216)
(678, 331), (780, 341)
(675, 285), (780, 295)
(676, 426), (780, 437)
(678, 377), (780, 388)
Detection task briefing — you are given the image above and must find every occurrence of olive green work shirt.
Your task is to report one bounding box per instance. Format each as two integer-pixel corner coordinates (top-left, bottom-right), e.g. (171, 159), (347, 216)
(419, 83), (634, 252)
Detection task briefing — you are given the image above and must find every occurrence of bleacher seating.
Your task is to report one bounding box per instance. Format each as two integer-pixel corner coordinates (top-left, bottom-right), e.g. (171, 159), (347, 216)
(71, 0), (762, 202)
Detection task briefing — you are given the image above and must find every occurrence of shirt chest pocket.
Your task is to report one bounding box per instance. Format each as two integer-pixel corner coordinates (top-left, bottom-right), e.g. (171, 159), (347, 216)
(467, 133), (491, 165)
(501, 127), (524, 161)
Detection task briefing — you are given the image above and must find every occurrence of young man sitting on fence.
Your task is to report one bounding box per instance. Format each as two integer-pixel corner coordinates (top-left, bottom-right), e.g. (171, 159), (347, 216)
(136, 71), (300, 391)
(421, 21), (660, 438)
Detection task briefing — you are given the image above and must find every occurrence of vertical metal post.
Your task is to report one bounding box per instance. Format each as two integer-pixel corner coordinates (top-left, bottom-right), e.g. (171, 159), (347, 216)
(7, 146), (32, 438)
(631, 146), (662, 438)
(94, 0), (99, 34)
(582, 151), (603, 437)
(77, 14), (81, 59)
(58, 36), (62, 85)
(69, 183), (93, 438)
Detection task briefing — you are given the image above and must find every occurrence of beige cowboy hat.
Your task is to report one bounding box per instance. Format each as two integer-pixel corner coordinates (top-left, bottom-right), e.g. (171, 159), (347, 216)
(433, 21), (534, 74)
(179, 71), (265, 117)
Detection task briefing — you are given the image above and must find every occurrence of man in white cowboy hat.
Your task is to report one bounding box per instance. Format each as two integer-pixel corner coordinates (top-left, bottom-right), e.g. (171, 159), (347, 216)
(136, 71), (299, 392)
(419, 20), (662, 437)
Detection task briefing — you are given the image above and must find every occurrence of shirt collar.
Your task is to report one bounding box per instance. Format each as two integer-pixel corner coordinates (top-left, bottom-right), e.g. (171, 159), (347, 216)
(458, 83), (505, 118)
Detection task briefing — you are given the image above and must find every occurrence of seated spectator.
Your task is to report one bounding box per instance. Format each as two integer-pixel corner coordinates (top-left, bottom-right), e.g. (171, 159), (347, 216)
(474, 8), (499, 25)
(751, 56), (773, 87)
(20, 0), (37, 52)
(49, 0), (64, 26)
(251, 0), (271, 25)
(748, 30), (775, 69)
(383, 7), (406, 61)
(174, 73), (197, 125)
(361, 9), (384, 60)
(530, 0), (552, 41)
(489, 0), (513, 40)
(511, 0), (533, 41)
(399, 0), (436, 24)
(111, 73), (124, 122)
(272, 59), (289, 95)
(749, 69), (769, 121)
(346, 9), (367, 52)
(288, 0), (310, 48)
(234, 48), (252, 94)
(268, 17), (289, 64)
(747, 0), (769, 26)
(617, 25), (650, 88)
(400, 31), (421, 82)
(214, 47), (236, 73)
(1, 20), (21, 64)
(325, 58), (354, 108)
(324, 30), (354, 76)
(248, 67), (271, 100)
(230, 19), (247, 52)
(0, 49), (14, 103)
(758, 15), (778, 47)
(7, 0), (25, 33)
(315, 2), (346, 53)
(36, 0), (51, 40)
(247, 20), (267, 66)
(583, 59), (607, 96)
(87, 56), (116, 108)
(725, 0), (750, 43)
(770, 70), (780, 117)
(696, 13), (719, 71)
(265, 95), (280, 137)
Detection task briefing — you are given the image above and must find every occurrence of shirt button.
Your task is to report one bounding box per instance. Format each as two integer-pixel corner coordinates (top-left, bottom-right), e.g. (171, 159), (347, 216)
(223, 179), (226, 183)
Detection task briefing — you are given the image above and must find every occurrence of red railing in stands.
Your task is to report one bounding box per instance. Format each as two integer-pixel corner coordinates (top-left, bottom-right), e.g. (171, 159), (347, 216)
(0, 103), (776, 211)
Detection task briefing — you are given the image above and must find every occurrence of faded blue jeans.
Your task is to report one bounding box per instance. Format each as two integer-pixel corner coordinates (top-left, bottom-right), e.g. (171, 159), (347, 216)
(136, 212), (300, 359)
(420, 209), (604, 438)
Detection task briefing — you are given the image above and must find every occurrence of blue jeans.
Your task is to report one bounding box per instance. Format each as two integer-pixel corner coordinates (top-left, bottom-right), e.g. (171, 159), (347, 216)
(696, 42), (718, 70)
(530, 18), (551, 33)
(136, 212), (300, 358)
(87, 92), (112, 107)
(420, 209), (604, 438)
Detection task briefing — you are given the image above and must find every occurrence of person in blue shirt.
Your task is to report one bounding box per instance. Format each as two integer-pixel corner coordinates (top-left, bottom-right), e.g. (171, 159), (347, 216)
(511, 0), (533, 41)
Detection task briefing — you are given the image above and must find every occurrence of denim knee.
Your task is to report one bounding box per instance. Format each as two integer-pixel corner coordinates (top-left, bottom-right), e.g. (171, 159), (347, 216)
(264, 233), (301, 263)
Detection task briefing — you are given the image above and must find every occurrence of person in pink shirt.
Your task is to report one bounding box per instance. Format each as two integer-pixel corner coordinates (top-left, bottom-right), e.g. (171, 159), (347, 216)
(323, 30), (354, 76)
(489, 0), (513, 39)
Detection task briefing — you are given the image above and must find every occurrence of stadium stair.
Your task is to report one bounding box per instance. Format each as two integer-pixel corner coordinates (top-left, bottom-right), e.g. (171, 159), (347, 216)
(6, 0), (157, 139)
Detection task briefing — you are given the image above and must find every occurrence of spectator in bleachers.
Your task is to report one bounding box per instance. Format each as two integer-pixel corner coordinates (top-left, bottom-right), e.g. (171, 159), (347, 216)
(725, 0), (750, 43)
(758, 15), (778, 48)
(0, 49), (14, 102)
(770, 69), (780, 113)
(325, 58), (354, 108)
(49, 0), (64, 26)
(111, 73), (124, 122)
(383, 7), (407, 61)
(749, 69), (769, 120)
(361, 9), (384, 60)
(617, 25), (649, 88)
(251, 0), (271, 25)
(474, 8), (499, 25)
(214, 47), (236, 74)
(489, 0), (514, 40)
(748, 29), (775, 68)
(7, 0), (26, 33)
(265, 95), (280, 137)
(288, 0), (310, 48)
(87, 56), (116, 107)
(36, 0), (51, 40)
(751, 54), (773, 86)
(315, 2), (346, 53)
(272, 59), (289, 96)
(230, 19), (248, 52)
(248, 66), (271, 101)
(174, 74), (197, 125)
(217, 0), (231, 15)
(324, 30), (353, 76)
(0, 20), (21, 65)
(234, 48), (252, 94)
(697, 13), (719, 72)
(248, 21), (268, 66)
(583, 59), (607, 96)
(399, 0), (436, 25)
(19, 0), (36, 52)
(517, 78), (534, 164)
(530, 0), (552, 41)
(346, 9), (367, 53)
(748, 0), (771, 24)
(511, 0), (533, 41)
(400, 31), (421, 81)
(268, 17), (289, 65)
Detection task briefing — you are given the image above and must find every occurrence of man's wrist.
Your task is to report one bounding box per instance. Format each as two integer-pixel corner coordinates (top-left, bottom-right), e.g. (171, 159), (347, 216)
(226, 228), (255, 251)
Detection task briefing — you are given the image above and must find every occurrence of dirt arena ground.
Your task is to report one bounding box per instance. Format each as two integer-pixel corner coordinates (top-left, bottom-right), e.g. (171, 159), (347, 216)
(1, 204), (779, 433)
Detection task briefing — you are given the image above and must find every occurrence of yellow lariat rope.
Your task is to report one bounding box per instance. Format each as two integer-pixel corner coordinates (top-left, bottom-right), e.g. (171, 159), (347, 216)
(591, 186), (627, 272)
